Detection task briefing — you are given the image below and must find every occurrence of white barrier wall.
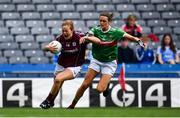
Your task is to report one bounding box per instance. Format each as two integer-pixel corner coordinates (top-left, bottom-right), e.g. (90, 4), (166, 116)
(0, 78), (179, 108)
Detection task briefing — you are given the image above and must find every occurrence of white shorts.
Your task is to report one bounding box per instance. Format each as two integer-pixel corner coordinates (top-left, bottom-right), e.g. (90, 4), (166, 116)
(54, 63), (81, 78)
(88, 58), (117, 76)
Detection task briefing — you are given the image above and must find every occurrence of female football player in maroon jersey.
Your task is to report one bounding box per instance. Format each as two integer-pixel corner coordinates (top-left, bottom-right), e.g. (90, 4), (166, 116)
(40, 20), (101, 109)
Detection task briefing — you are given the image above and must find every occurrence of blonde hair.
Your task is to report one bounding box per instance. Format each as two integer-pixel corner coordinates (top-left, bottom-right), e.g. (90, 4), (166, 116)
(62, 20), (74, 31)
(127, 14), (137, 21)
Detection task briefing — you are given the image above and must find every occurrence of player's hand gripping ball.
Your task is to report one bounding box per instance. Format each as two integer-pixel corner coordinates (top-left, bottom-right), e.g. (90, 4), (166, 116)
(48, 40), (62, 54)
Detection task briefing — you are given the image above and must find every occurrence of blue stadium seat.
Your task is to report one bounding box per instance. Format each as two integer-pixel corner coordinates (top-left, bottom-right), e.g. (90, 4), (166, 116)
(128, 42), (137, 50)
(0, 21), (4, 27)
(9, 56), (28, 64)
(51, 27), (62, 35)
(156, 4), (175, 11)
(168, 20), (180, 27)
(42, 12), (61, 20)
(142, 27), (151, 34)
(76, 27), (89, 33)
(137, 20), (146, 26)
(74, 20), (86, 29)
(37, 5), (55, 12)
(116, 4), (135, 12)
(113, 12), (121, 20)
(56, 4), (75, 12)
(76, 4), (95, 12)
(6, 20), (25, 27)
(4, 50), (23, 57)
(31, 27), (50, 35)
(82, 12), (99, 20)
(36, 35), (54, 43)
(46, 20), (62, 28)
(162, 12), (180, 19)
(112, 0), (130, 3)
(112, 20), (125, 27)
(30, 56), (49, 64)
(96, 4), (115, 12)
(12, 0), (31, 3)
(0, 35), (13, 42)
(32, 0), (51, 4)
(40, 42), (49, 49)
(62, 12), (80, 20)
(171, 0), (180, 3)
(92, 0), (111, 4)
(173, 27), (180, 34)
(24, 50), (44, 57)
(86, 20), (99, 28)
(136, 4), (155, 11)
(52, 0), (71, 3)
(72, 0), (91, 4)
(151, 0), (169, 4)
(0, 0), (11, 3)
(2, 12), (20, 20)
(26, 20), (45, 27)
(176, 4), (180, 11)
(0, 57), (8, 64)
(11, 27), (29, 35)
(22, 12), (41, 20)
(17, 4), (35, 11)
(147, 20), (166, 27)
(20, 42), (39, 50)
(131, 0), (150, 4)
(0, 27), (9, 34)
(0, 4), (15, 11)
(45, 51), (54, 57)
(153, 26), (172, 35)
(142, 12), (161, 19)
(15, 35), (34, 42)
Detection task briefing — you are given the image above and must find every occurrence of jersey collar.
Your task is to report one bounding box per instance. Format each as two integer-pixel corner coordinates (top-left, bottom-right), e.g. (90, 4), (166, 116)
(101, 25), (111, 33)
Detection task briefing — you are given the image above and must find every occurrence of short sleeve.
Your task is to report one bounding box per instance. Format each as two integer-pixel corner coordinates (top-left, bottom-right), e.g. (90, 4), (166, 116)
(88, 27), (96, 36)
(116, 28), (126, 40)
(157, 46), (162, 55)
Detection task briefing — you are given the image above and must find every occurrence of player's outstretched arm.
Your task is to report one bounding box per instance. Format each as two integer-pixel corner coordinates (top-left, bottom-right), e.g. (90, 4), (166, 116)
(79, 36), (101, 44)
(80, 36), (117, 46)
(124, 33), (145, 48)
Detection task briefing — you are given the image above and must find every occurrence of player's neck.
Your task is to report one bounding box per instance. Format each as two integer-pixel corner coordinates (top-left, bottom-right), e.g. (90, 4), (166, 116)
(101, 25), (111, 33)
(64, 34), (73, 40)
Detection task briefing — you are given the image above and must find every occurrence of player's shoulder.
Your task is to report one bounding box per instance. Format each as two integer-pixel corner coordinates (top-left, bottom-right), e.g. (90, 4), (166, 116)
(74, 31), (85, 38)
(111, 26), (123, 32)
(91, 25), (101, 31)
(55, 34), (63, 41)
(74, 31), (84, 36)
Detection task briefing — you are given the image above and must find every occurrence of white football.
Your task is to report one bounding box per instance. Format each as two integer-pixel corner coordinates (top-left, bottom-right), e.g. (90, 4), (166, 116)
(48, 40), (62, 54)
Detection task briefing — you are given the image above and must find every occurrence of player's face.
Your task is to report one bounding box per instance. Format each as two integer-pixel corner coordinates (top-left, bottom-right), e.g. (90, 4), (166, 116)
(99, 16), (110, 31)
(164, 35), (171, 45)
(62, 25), (73, 39)
(128, 18), (136, 27)
(121, 40), (129, 48)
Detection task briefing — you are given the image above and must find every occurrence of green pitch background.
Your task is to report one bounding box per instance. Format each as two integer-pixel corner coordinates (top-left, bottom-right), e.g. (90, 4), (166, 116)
(0, 107), (179, 117)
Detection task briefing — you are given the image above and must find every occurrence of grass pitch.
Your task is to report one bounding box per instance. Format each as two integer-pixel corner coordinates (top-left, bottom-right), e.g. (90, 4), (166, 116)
(0, 107), (179, 117)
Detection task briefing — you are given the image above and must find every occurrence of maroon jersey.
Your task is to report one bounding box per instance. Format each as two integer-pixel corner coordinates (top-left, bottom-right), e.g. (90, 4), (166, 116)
(55, 31), (87, 67)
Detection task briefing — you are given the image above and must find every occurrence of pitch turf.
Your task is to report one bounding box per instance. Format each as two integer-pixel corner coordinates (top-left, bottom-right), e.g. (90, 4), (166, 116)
(0, 107), (179, 117)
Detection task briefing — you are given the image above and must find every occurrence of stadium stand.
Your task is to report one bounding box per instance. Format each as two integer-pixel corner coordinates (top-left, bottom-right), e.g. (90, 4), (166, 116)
(0, 0), (179, 64)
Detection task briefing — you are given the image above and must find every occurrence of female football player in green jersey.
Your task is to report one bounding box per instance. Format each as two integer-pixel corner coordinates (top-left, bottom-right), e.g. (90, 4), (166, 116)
(68, 12), (145, 109)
